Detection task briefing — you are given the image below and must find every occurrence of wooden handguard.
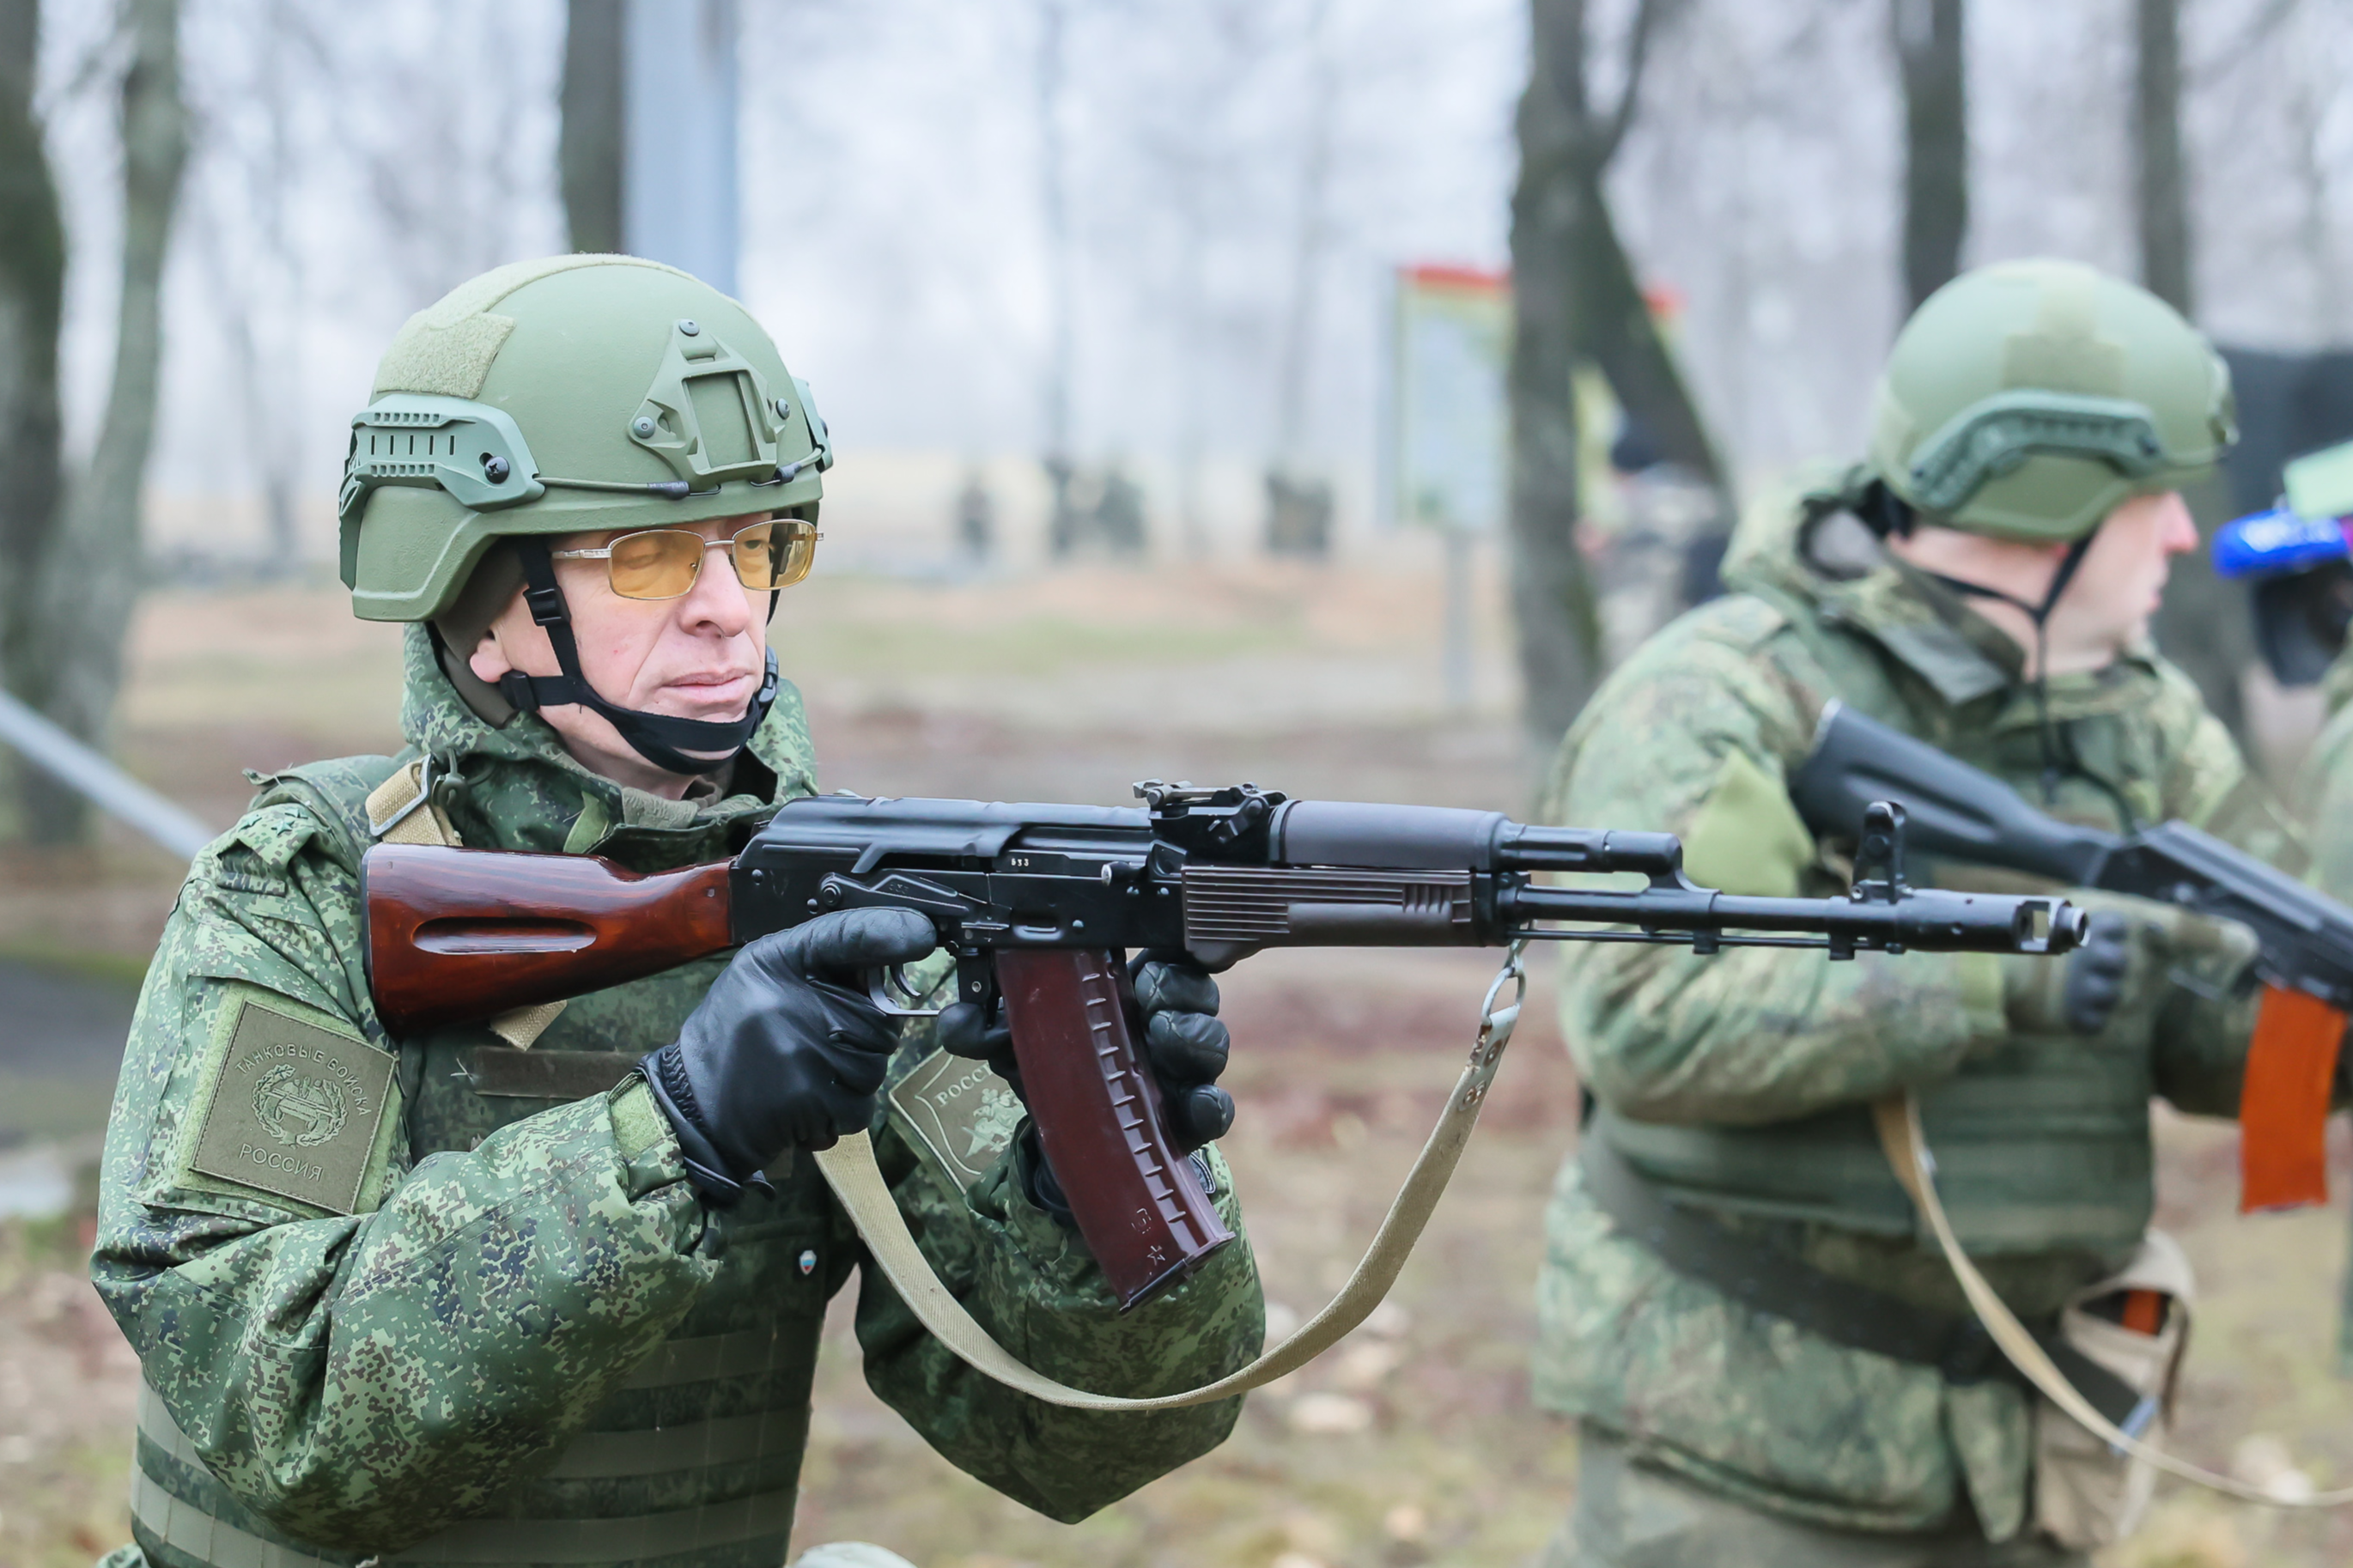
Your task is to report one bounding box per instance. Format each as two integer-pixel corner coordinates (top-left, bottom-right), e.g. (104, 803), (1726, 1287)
(996, 948), (1235, 1309)
(363, 843), (734, 1034)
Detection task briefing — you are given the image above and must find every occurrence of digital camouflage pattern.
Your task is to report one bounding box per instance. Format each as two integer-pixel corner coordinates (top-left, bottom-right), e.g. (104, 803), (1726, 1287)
(1534, 496), (2289, 1546)
(2305, 655), (2353, 899)
(2297, 654), (2353, 1377)
(1541, 1427), (2086, 1567)
(92, 624), (1263, 1566)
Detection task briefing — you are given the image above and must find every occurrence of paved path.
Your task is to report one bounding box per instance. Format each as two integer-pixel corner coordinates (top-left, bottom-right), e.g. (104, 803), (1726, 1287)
(0, 959), (135, 1214)
(0, 957), (138, 1081)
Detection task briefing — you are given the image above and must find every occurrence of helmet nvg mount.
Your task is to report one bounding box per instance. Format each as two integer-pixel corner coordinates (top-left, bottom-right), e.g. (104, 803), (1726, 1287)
(339, 255), (834, 773)
(1865, 258), (2235, 543)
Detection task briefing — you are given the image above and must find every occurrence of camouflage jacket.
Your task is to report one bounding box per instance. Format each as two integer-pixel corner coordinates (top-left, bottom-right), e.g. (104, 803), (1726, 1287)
(1533, 507), (2288, 1541)
(2297, 655), (2353, 1377)
(2304, 654), (2353, 893)
(93, 626), (1262, 1568)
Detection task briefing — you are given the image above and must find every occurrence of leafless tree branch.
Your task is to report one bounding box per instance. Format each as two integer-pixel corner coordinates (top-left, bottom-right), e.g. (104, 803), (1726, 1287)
(1598, 0), (1678, 167)
(2193, 0), (2301, 86)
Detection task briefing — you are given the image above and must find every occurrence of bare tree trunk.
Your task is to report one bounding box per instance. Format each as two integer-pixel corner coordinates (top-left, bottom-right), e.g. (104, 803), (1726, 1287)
(1038, 2), (1073, 451)
(2132, 0), (2191, 313)
(2131, 0), (2247, 741)
(1570, 158), (1724, 491)
(1893, 0), (1967, 309)
(1510, 0), (1605, 749)
(19, 0), (186, 844)
(1272, 0), (1334, 466)
(562, 0), (626, 253)
(0, 0), (65, 695)
(1510, 0), (1697, 746)
(1037, 0), (1078, 552)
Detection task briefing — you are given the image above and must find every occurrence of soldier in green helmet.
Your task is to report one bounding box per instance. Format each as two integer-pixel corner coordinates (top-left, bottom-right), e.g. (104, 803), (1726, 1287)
(1532, 258), (2295, 1565)
(89, 255), (1264, 1568)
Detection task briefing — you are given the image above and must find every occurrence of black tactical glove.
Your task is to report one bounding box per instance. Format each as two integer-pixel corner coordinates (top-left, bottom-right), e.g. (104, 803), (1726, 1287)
(2004, 906), (2257, 1039)
(936, 952), (1236, 1220)
(641, 908), (937, 1203)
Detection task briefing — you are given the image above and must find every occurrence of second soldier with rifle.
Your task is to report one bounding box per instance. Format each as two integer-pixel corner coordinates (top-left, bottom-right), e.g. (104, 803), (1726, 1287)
(1534, 258), (2305, 1566)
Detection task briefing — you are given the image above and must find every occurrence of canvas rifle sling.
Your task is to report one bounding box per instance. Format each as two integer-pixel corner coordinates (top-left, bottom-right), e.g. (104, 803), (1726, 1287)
(813, 945), (1529, 1410)
(1876, 1091), (2353, 1509)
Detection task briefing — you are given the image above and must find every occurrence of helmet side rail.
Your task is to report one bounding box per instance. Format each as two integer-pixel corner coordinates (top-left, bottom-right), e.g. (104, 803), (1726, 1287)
(362, 786), (2082, 1308)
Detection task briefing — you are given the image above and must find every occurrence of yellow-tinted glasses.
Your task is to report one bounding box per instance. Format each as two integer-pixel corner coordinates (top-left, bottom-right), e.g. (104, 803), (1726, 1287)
(552, 519), (819, 600)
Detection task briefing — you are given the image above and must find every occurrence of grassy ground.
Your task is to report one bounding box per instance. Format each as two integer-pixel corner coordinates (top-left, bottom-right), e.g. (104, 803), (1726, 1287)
(5, 563), (2352, 1566)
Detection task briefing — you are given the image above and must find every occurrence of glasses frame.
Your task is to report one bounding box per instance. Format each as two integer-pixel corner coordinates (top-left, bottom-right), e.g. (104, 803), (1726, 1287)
(551, 518), (821, 601)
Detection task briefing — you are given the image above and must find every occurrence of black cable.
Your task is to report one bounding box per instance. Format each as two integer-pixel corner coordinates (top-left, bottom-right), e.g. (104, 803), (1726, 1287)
(1917, 530), (2100, 803)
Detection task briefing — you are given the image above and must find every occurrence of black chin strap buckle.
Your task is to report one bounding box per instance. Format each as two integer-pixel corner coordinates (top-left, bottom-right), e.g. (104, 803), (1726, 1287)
(522, 581), (568, 627)
(497, 669), (544, 715)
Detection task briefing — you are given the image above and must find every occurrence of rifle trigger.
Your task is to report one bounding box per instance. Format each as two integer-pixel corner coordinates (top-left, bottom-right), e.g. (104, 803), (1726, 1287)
(867, 963), (944, 1018)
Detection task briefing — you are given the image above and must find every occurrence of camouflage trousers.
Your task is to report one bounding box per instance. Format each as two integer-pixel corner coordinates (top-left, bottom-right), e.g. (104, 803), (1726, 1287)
(1542, 1426), (2091, 1568)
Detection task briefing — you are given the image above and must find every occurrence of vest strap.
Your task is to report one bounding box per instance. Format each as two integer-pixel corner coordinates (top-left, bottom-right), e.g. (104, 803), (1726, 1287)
(1581, 1133), (2139, 1416)
(541, 1411), (790, 1480)
(134, 1380), (797, 1566)
(1877, 1091), (2353, 1508)
(618, 1323), (786, 1389)
(464, 1048), (641, 1101)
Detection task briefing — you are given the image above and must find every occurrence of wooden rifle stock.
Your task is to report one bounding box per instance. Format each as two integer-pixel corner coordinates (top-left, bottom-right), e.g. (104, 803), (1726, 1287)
(363, 842), (734, 1034)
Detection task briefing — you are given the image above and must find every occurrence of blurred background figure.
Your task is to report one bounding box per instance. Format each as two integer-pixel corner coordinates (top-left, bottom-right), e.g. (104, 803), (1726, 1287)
(1588, 414), (1727, 665)
(955, 468), (996, 563)
(1044, 461), (1147, 559)
(1263, 467), (1334, 557)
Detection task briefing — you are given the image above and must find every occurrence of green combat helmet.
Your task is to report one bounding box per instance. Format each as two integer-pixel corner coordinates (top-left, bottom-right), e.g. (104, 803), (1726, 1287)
(1809, 258), (2239, 797)
(338, 254), (832, 772)
(1864, 257), (2235, 543)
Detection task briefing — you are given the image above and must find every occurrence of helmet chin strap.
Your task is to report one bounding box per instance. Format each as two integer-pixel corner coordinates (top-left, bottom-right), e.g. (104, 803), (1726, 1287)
(496, 538), (781, 778)
(1915, 529), (2101, 803)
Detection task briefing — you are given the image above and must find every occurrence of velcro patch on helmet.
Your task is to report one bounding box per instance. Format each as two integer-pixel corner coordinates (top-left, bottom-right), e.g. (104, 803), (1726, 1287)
(372, 253), (694, 398)
(373, 312), (518, 400)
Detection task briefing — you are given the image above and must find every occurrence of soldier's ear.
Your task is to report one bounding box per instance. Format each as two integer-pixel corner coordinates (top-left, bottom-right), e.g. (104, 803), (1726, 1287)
(467, 623), (517, 685)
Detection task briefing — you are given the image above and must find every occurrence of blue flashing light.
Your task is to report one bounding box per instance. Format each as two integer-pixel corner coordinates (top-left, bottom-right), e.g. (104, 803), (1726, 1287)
(2212, 507), (2351, 580)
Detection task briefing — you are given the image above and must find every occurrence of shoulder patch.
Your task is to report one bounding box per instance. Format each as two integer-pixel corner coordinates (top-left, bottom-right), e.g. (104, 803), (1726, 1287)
(244, 753), (406, 873)
(189, 993), (396, 1215)
(1681, 747), (1817, 896)
(888, 1046), (1024, 1189)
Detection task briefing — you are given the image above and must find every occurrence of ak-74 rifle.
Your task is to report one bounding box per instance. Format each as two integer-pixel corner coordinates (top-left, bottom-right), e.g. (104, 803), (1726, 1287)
(364, 782), (2082, 1307)
(1791, 702), (2353, 1212)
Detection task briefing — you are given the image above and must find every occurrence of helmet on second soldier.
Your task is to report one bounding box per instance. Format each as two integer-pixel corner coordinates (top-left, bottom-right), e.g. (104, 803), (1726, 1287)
(337, 256), (834, 772)
(1864, 258), (2234, 542)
